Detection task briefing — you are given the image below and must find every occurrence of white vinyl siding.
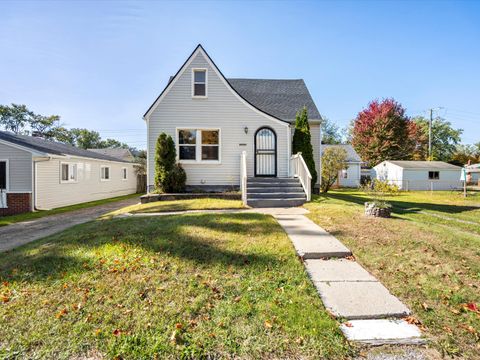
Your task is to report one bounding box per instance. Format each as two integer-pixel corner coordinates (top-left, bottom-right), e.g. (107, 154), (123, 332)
(0, 142), (33, 192)
(36, 158), (137, 209)
(147, 51), (289, 188)
(310, 124), (321, 185)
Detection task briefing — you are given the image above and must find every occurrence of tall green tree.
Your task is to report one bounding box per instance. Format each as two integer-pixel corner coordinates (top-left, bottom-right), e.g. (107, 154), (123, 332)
(0, 104), (33, 134)
(351, 98), (419, 167)
(292, 107), (318, 186)
(321, 117), (342, 144)
(412, 116), (463, 161)
(154, 133), (185, 192)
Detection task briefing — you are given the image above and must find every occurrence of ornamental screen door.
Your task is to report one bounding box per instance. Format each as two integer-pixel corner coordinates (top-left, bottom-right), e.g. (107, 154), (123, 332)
(254, 127), (277, 177)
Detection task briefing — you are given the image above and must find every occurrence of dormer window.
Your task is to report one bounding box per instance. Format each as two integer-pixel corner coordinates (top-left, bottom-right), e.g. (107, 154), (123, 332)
(192, 69), (207, 97)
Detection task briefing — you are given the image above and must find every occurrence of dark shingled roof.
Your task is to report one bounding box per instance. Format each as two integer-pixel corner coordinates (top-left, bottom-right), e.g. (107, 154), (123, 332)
(227, 78), (321, 122)
(0, 131), (130, 163)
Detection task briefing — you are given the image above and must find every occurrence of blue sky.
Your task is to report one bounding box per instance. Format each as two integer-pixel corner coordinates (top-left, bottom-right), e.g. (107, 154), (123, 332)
(1, 0), (479, 149)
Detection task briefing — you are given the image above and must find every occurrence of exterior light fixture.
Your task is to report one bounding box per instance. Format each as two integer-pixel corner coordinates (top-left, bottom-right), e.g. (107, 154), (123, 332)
(244, 126), (248, 134)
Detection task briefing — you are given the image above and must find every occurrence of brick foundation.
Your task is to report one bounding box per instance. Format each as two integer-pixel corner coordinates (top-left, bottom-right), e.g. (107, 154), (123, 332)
(0, 193), (32, 216)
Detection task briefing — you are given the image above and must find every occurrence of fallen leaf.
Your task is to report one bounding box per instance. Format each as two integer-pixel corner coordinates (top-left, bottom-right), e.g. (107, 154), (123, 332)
(56, 308), (68, 319)
(112, 329), (122, 336)
(233, 296), (242, 302)
(264, 320), (273, 329)
(94, 328), (102, 336)
(1, 295), (10, 303)
(466, 303), (478, 312)
(344, 322), (353, 328)
(175, 323), (183, 330)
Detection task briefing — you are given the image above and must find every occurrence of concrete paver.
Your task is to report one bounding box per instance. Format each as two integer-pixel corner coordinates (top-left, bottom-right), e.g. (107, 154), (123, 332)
(305, 258), (377, 282)
(341, 319), (424, 345)
(315, 281), (411, 320)
(275, 214), (352, 258)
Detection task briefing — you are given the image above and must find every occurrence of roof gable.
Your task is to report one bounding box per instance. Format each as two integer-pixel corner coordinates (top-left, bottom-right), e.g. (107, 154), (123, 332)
(143, 45), (318, 124)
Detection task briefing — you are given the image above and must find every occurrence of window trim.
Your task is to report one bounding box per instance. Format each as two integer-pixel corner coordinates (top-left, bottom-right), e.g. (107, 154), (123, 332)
(0, 159), (9, 191)
(121, 167), (128, 181)
(428, 171), (440, 180)
(60, 162), (78, 184)
(100, 165), (111, 181)
(176, 128), (221, 164)
(191, 68), (208, 98)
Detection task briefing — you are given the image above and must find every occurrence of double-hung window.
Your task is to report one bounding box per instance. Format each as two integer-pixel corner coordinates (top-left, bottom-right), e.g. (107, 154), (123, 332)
(178, 129), (220, 162)
(61, 163), (77, 183)
(192, 69), (207, 97)
(101, 166), (110, 181)
(428, 171), (439, 180)
(121, 167), (128, 180)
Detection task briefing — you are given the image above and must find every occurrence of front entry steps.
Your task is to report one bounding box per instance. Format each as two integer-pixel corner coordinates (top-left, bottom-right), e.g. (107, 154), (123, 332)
(247, 177), (306, 208)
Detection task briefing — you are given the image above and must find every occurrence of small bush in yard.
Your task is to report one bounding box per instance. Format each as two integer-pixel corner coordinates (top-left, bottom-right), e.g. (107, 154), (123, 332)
(154, 133), (186, 193)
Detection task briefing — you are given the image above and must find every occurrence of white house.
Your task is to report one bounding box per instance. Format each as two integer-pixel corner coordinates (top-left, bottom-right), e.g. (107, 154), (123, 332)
(0, 131), (138, 215)
(143, 44), (323, 207)
(373, 160), (462, 191)
(320, 144), (362, 187)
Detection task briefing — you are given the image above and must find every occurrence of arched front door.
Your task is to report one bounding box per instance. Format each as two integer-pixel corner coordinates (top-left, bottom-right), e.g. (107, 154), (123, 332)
(254, 127), (277, 177)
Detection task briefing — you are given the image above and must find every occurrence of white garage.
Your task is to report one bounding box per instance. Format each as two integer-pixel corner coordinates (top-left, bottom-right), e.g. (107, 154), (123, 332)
(372, 160), (462, 191)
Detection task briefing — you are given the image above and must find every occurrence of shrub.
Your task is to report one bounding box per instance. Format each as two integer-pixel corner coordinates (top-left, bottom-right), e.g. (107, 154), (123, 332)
(320, 147), (348, 193)
(154, 133), (186, 193)
(167, 164), (186, 193)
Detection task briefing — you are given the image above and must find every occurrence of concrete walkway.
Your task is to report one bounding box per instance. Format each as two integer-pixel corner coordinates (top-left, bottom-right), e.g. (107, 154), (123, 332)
(273, 212), (423, 345)
(0, 197), (139, 252)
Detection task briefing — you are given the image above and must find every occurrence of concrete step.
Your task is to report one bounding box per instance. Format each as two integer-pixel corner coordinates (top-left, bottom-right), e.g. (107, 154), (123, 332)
(248, 187), (304, 193)
(247, 182), (303, 188)
(247, 198), (306, 208)
(247, 192), (306, 199)
(247, 177), (298, 183)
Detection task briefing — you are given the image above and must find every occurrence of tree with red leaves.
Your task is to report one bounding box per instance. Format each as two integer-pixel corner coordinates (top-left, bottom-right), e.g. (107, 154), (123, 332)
(351, 98), (422, 167)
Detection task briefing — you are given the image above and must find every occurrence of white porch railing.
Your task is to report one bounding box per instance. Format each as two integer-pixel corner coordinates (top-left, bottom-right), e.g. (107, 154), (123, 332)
(290, 152), (312, 201)
(240, 151), (248, 206)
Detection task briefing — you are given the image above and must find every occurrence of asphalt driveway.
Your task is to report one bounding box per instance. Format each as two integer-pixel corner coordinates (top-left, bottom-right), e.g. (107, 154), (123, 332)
(0, 197), (139, 253)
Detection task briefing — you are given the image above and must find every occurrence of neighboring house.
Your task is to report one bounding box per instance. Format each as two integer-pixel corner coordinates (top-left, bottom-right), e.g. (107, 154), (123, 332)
(372, 160), (462, 190)
(0, 131), (138, 215)
(88, 148), (135, 162)
(144, 44), (322, 204)
(465, 163), (480, 184)
(320, 144), (362, 187)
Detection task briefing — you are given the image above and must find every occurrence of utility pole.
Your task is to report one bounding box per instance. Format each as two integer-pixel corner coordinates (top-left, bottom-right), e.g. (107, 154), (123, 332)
(427, 107), (443, 160)
(429, 109), (433, 160)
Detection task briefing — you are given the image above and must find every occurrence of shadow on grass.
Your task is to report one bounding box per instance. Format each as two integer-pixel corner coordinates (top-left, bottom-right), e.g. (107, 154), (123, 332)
(0, 213), (280, 283)
(322, 192), (480, 215)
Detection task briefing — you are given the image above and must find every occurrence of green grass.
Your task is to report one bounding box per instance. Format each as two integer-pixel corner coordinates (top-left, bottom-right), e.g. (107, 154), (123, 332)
(305, 189), (480, 358)
(106, 198), (244, 217)
(0, 213), (352, 359)
(0, 193), (140, 227)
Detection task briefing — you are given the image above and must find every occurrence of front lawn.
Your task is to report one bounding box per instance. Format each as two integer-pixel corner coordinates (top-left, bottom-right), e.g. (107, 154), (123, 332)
(0, 193), (141, 227)
(305, 190), (480, 358)
(0, 213), (351, 359)
(106, 198), (244, 217)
